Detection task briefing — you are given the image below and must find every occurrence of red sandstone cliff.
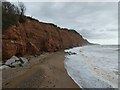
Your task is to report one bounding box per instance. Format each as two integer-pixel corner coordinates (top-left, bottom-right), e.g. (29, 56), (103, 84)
(2, 17), (89, 61)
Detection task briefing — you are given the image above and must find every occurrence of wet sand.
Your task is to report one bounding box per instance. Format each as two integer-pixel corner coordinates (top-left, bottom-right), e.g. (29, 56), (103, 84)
(2, 51), (79, 88)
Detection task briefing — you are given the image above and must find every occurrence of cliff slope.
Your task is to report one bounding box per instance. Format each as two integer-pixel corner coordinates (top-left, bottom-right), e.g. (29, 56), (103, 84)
(2, 17), (89, 61)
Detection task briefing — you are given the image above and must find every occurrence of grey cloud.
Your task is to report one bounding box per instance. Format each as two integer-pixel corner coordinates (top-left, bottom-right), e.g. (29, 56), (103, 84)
(79, 28), (117, 40)
(23, 2), (117, 44)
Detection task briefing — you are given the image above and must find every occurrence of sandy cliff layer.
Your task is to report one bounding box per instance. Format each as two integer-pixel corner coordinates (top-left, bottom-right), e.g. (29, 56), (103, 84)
(2, 17), (89, 61)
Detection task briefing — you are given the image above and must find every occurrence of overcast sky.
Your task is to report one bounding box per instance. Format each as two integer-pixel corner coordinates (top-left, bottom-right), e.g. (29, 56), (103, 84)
(9, 1), (118, 45)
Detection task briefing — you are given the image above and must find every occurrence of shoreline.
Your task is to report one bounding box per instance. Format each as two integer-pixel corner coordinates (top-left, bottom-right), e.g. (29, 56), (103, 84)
(2, 51), (79, 88)
(64, 65), (82, 88)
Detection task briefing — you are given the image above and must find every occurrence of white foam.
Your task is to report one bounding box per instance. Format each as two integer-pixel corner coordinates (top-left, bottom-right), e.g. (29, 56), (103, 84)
(64, 45), (118, 88)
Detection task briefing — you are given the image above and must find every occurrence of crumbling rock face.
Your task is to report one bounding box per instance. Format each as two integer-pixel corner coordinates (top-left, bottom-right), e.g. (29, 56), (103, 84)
(2, 18), (90, 61)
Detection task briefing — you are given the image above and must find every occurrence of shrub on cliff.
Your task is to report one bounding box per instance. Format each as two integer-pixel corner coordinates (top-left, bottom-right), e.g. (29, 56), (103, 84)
(2, 1), (26, 32)
(18, 2), (26, 23)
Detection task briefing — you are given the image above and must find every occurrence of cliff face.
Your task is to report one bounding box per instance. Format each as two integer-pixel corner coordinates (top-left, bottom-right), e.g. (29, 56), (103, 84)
(2, 17), (89, 61)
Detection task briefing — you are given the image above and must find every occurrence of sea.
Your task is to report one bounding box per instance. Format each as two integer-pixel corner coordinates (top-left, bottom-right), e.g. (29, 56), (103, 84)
(64, 45), (119, 88)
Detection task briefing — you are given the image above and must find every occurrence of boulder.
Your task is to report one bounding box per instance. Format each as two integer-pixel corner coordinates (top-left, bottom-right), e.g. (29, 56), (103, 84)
(4, 56), (28, 68)
(0, 65), (10, 71)
(5, 56), (19, 65)
(19, 57), (28, 64)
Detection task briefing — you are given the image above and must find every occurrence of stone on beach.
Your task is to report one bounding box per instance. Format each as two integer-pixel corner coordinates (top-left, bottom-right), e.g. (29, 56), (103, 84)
(19, 57), (28, 64)
(0, 65), (10, 71)
(65, 51), (77, 55)
(5, 56), (19, 65)
(1, 56), (29, 70)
